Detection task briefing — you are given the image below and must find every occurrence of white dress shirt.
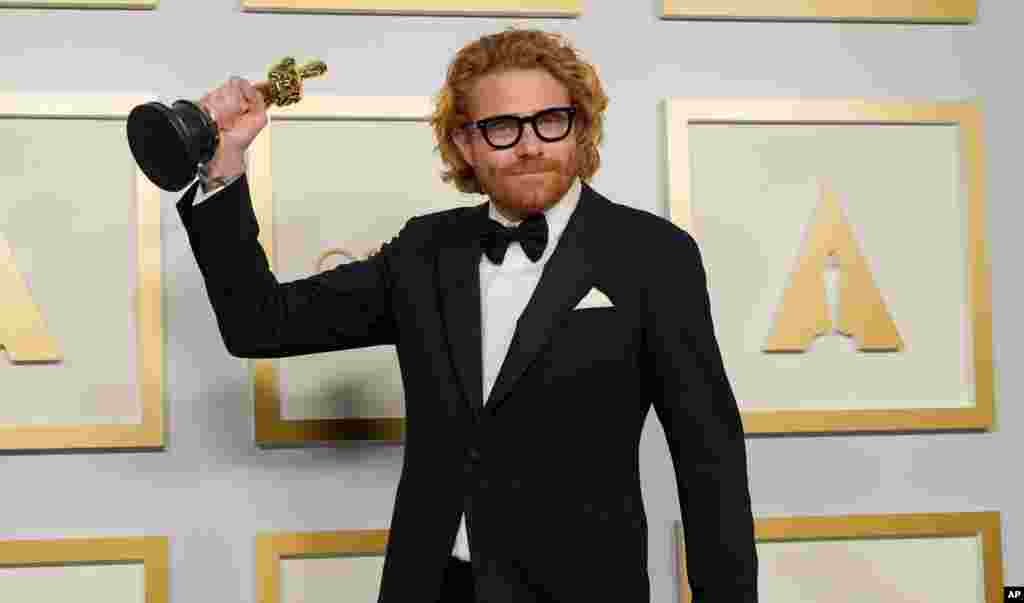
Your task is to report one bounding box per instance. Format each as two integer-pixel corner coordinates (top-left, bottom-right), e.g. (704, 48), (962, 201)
(195, 172), (583, 563)
(454, 177), (581, 561)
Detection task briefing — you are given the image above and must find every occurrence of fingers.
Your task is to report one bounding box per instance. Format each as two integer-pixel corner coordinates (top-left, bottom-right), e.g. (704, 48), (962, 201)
(222, 77), (249, 118)
(198, 77), (269, 156)
(200, 77), (255, 128)
(238, 79), (265, 112)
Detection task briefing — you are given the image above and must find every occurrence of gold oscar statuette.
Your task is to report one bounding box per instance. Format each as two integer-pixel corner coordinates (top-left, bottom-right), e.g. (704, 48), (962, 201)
(127, 57), (328, 192)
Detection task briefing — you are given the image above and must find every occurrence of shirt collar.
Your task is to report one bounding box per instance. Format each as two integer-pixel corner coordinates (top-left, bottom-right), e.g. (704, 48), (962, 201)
(487, 177), (582, 246)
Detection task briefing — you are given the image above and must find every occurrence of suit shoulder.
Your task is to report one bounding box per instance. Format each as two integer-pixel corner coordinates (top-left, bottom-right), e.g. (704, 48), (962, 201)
(395, 200), (475, 231)
(387, 202), (482, 251)
(589, 194), (707, 309)
(411, 203), (480, 229)
(594, 191), (701, 258)
(415, 204), (479, 225)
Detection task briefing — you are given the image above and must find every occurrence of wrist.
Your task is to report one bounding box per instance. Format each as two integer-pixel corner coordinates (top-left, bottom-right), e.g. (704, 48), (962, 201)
(198, 163), (242, 193)
(205, 147), (246, 181)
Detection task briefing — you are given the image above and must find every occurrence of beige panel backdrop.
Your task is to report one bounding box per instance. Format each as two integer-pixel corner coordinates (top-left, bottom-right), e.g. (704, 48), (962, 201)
(0, 0), (155, 8)
(256, 530), (388, 603)
(677, 513), (1001, 603)
(756, 536), (983, 602)
(0, 564), (145, 603)
(0, 119), (141, 424)
(687, 123), (969, 410)
(281, 556), (385, 602)
(241, 0), (580, 16)
(0, 537), (167, 603)
(660, 0), (976, 22)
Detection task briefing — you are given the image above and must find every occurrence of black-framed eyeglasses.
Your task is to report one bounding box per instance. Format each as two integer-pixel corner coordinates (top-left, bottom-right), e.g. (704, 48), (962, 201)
(461, 106), (577, 150)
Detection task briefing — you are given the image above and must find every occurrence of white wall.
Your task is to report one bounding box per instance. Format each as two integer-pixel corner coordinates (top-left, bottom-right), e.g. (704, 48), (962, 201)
(1, 1), (1019, 601)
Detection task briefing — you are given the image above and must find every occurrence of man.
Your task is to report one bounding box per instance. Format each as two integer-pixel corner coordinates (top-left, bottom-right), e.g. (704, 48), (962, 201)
(179, 28), (757, 603)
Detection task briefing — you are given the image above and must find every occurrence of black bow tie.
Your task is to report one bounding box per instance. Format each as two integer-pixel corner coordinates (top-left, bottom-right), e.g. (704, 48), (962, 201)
(479, 212), (549, 264)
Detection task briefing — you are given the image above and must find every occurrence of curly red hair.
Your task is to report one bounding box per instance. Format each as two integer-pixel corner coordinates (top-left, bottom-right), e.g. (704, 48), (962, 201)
(432, 28), (609, 194)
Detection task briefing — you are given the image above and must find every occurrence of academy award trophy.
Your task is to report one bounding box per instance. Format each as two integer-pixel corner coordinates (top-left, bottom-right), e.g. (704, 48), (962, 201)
(127, 56), (328, 191)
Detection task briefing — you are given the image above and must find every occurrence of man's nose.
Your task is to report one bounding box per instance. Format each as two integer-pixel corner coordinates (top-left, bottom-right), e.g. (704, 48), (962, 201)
(516, 124), (544, 156)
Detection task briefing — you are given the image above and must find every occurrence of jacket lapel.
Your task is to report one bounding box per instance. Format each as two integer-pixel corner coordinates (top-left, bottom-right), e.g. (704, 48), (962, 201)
(484, 183), (601, 413)
(438, 201), (490, 414)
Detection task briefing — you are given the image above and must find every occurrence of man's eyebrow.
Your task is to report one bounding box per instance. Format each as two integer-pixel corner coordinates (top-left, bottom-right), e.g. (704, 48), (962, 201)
(481, 106), (567, 119)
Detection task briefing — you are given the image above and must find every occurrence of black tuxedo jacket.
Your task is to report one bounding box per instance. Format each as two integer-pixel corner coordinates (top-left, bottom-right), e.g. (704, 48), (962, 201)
(178, 177), (757, 603)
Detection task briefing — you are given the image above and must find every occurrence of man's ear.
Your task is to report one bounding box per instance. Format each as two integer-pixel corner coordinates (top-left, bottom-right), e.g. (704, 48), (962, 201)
(451, 127), (476, 170)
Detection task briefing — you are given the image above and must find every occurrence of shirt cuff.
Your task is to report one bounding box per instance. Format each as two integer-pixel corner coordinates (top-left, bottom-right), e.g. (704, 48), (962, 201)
(193, 171), (243, 205)
(193, 116), (266, 205)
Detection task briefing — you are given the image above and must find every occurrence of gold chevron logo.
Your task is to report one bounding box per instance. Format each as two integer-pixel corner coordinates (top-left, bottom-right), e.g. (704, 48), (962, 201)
(0, 232), (61, 363)
(764, 184), (903, 353)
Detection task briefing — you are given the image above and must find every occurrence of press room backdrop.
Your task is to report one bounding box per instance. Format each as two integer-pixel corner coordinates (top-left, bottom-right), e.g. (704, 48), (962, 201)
(1, 1), (1020, 602)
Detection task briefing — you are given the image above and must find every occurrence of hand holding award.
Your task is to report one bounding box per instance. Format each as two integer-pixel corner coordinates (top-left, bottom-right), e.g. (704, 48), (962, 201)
(127, 57), (328, 191)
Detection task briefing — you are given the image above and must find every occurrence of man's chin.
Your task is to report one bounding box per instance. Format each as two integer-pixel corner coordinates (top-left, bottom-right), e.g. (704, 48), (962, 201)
(489, 176), (572, 215)
(520, 192), (563, 214)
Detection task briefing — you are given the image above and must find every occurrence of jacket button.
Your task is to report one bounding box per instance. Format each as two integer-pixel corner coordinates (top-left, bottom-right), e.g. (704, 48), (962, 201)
(468, 447), (481, 462)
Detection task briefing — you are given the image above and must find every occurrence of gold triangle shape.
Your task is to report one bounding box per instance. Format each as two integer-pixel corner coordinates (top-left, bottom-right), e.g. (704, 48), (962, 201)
(764, 183), (903, 353)
(0, 233), (61, 363)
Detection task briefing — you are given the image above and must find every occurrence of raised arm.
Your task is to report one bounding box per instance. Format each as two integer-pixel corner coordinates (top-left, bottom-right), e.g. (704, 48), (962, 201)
(177, 175), (400, 358)
(175, 77), (400, 358)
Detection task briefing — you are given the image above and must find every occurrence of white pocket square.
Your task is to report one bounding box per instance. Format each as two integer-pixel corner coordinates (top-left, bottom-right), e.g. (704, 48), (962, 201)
(573, 287), (615, 309)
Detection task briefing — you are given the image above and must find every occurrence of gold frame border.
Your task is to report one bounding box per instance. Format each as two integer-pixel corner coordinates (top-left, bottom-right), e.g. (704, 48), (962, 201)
(675, 511), (1003, 603)
(0, 0), (155, 7)
(0, 94), (165, 450)
(661, 0), (975, 22)
(249, 97), (435, 445)
(0, 536), (169, 603)
(241, 0), (579, 16)
(663, 98), (993, 434)
(256, 528), (389, 603)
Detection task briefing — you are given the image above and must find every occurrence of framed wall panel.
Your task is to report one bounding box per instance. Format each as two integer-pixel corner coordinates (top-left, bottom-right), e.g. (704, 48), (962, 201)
(0, 0), (156, 8)
(0, 536), (168, 603)
(242, 0), (580, 16)
(676, 512), (1002, 603)
(256, 529), (388, 603)
(248, 96), (473, 445)
(663, 98), (992, 434)
(0, 94), (165, 450)
(661, 0), (975, 23)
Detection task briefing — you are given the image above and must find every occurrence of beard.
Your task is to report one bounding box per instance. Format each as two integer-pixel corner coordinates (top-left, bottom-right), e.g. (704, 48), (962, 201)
(481, 156), (577, 220)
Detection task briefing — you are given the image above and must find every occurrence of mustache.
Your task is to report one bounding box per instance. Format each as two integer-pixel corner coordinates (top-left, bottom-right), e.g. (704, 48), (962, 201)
(502, 159), (561, 176)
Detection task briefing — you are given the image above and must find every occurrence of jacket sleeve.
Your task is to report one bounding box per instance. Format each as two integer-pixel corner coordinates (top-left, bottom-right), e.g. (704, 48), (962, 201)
(176, 175), (402, 358)
(642, 223), (758, 602)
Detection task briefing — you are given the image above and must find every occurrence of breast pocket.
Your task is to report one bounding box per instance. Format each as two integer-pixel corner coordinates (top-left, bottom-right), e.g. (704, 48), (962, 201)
(566, 306), (622, 324)
(549, 307), (639, 370)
